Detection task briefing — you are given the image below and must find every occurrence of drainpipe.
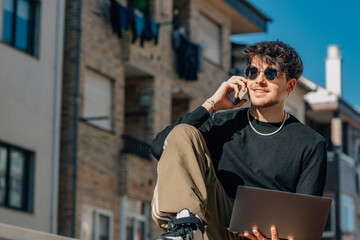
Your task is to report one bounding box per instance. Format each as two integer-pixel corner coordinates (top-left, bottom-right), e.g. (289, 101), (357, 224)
(72, 0), (83, 237)
(50, 0), (66, 234)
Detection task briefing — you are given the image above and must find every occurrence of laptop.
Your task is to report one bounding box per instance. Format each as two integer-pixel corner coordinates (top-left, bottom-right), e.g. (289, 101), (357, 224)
(228, 186), (332, 240)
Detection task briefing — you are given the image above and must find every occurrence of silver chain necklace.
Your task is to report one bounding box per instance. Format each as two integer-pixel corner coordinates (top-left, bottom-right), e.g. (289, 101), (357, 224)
(247, 109), (287, 136)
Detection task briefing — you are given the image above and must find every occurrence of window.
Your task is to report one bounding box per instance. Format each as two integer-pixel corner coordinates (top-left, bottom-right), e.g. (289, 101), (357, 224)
(171, 97), (189, 123)
(198, 13), (222, 66)
(81, 206), (113, 240)
(83, 69), (114, 131)
(120, 196), (150, 240)
(340, 194), (355, 235)
(2, 0), (40, 56)
(322, 193), (335, 239)
(0, 141), (34, 212)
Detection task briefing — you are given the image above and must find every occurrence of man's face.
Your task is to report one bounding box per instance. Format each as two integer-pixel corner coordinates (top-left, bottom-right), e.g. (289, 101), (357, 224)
(246, 57), (296, 109)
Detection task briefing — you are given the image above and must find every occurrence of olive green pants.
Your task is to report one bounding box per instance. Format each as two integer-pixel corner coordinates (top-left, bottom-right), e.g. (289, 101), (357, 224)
(152, 124), (243, 240)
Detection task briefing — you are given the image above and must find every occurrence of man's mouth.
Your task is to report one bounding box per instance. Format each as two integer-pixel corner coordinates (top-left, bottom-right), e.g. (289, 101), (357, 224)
(253, 89), (269, 93)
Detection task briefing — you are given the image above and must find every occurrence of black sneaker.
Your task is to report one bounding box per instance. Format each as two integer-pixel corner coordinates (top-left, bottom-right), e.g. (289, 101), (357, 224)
(153, 209), (204, 240)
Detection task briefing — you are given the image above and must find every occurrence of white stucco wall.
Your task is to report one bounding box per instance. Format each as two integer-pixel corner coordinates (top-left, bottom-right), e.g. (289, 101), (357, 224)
(0, 0), (64, 233)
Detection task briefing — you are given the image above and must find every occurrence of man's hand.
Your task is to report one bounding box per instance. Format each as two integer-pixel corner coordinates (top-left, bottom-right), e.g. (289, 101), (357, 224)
(238, 226), (294, 240)
(203, 76), (248, 114)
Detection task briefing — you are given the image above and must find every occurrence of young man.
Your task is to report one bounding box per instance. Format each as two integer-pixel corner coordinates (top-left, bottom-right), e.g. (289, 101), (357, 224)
(151, 41), (327, 240)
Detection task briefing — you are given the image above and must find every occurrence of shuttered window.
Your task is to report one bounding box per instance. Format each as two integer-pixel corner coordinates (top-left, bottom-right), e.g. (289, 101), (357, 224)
(198, 14), (222, 66)
(83, 69), (113, 131)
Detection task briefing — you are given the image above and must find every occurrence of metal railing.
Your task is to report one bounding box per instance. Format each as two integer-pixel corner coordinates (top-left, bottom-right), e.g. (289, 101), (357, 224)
(121, 135), (152, 160)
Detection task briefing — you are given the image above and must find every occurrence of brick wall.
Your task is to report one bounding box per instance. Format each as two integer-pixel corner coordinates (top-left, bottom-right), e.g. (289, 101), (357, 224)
(60, 0), (126, 237)
(60, 0), (236, 239)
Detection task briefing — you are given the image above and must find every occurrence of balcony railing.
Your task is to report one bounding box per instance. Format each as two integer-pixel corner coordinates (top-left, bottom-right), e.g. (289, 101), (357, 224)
(121, 134), (152, 160)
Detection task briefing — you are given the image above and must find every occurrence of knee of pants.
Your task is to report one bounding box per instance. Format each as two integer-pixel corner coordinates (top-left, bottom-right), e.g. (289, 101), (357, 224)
(164, 124), (210, 173)
(167, 124), (202, 143)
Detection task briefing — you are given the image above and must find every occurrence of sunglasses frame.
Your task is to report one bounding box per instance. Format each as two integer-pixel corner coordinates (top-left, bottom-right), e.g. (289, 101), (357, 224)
(245, 66), (282, 81)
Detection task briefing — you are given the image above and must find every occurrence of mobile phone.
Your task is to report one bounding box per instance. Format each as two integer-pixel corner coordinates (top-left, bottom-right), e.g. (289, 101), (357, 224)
(233, 86), (248, 105)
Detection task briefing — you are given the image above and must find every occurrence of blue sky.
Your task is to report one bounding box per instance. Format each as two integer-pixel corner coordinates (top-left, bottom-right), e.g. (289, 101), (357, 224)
(231, 0), (360, 109)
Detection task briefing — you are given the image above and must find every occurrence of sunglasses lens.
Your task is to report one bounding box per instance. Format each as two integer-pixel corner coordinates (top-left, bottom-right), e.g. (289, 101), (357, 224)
(245, 66), (258, 80)
(264, 67), (278, 80)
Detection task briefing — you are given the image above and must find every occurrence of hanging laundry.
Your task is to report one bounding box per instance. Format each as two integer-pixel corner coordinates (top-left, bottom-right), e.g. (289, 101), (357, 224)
(141, 15), (153, 47)
(141, 15), (159, 46)
(128, 6), (135, 37)
(110, 0), (129, 38)
(171, 29), (203, 81)
(151, 21), (159, 45)
(134, 9), (145, 37)
(184, 40), (199, 81)
(133, 0), (149, 14)
(110, 0), (121, 37)
(109, 1), (160, 46)
(119, 4), (129, 30)
(171, 27), (185, 50)
(176, 35), (200, 81)
(131, 8), (145, 44)
(197, 44), (204, 72)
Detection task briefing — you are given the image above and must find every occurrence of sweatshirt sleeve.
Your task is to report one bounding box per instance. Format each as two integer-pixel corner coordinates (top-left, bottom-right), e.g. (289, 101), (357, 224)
(296, 139), (327, 196)
(150, 106), (210, 160)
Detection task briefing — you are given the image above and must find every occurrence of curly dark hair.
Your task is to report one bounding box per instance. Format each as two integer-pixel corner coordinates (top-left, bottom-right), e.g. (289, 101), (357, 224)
(245, 40), (303, 81)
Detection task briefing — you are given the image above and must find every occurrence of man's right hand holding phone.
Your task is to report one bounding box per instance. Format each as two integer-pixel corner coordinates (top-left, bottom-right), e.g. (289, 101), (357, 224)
(202, 76), (248, 115)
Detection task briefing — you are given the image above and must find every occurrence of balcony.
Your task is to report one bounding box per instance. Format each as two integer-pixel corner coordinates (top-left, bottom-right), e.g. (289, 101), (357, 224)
(110, 0), (162, 75)
(119, 135), (155, 201)
(121, 134), (151, 160)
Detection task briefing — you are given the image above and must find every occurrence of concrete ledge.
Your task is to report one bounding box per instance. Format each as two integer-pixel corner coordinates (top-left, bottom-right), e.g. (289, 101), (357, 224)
(0, 224), (77, 240)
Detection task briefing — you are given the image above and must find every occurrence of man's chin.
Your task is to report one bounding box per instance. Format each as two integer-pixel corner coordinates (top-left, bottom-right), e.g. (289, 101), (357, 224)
(250, 100), (279, 108)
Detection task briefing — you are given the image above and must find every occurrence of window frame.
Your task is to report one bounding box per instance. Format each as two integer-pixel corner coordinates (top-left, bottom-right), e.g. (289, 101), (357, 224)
(0, 140), (34, 213)
(1, 0), (41, 57)
(120, 196), (150, 240)
(81, 206), (114, 240)
(93, 208), (114, 240)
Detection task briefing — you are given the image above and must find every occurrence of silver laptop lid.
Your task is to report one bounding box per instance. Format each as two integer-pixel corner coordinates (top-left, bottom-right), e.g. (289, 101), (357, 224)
(228, 186), (332, 240)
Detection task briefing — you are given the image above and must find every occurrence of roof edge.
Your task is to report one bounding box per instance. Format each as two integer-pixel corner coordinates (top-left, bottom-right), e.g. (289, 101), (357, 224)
(224, 0), (271, 32)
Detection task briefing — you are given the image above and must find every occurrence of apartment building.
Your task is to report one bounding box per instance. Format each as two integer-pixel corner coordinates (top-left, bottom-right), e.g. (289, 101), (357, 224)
(305, 45), (360, 240)
(0, 0), (65, 235)
(58, 0), (269, 239)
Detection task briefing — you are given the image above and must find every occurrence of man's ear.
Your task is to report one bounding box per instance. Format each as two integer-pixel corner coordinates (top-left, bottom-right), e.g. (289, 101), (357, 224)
(286, 78), (297, 94)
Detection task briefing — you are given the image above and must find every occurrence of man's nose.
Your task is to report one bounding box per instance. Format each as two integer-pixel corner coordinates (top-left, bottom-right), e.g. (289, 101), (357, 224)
(255, 72), (267, 84)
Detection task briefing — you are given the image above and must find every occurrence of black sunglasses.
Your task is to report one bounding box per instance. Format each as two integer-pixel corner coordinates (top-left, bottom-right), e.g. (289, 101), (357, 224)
(245, 66), (281, 81)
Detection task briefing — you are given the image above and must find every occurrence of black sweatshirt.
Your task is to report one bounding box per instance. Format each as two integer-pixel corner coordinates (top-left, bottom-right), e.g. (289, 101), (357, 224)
(151, 106), (327, 199)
